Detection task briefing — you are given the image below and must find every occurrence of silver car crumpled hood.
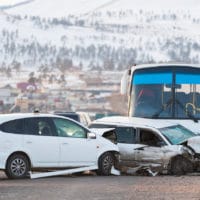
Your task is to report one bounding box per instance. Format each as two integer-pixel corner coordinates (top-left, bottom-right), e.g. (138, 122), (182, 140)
(187, 136), (200, 154)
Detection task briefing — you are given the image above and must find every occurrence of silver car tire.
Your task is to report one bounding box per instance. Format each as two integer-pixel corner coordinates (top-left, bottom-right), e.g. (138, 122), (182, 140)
(169, 156), (193, 175)
(6, 154), (30, 179)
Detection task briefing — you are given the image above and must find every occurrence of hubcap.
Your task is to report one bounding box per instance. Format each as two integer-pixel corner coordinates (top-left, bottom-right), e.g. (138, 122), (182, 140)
(103, 155), (113, 171)
(10, 158), (26, 176)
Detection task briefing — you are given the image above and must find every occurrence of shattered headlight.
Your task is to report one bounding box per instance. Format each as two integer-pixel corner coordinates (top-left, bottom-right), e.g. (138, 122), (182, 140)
(180, 145), (194, 156)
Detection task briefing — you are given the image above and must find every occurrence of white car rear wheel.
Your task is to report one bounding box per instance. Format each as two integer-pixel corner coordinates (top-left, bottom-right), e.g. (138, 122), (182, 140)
(6, 154), (30, 179)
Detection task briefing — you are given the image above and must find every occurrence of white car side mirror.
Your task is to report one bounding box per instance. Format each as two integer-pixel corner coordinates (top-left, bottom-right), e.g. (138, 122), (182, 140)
(87, 132), (96, 139)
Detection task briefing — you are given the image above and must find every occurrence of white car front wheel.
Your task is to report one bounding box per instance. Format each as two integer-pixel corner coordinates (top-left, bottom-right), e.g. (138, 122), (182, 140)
(97, 152), (114, 176)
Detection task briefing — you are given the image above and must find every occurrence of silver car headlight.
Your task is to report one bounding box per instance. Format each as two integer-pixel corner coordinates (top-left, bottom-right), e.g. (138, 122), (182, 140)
(180, 145), (194, 156)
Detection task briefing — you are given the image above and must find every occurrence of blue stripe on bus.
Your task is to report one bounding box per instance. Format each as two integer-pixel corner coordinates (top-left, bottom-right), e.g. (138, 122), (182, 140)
(133, 73), (172, 85)
(176, 73), (200, 84)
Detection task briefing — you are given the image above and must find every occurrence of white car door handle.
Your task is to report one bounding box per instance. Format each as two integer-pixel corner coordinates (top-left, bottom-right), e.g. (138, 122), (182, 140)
(62, 142), (68, 145)
(26, 141), (32, 144)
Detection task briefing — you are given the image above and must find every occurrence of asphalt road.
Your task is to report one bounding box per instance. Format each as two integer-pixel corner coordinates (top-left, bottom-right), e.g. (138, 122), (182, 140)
(1, 171), (200, 200)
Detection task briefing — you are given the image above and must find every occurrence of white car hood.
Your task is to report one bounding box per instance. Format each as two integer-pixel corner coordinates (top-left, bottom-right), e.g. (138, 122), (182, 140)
(187, 136), (200, 154)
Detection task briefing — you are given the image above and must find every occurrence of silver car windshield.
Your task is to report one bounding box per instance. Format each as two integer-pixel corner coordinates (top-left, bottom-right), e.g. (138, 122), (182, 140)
(159, 125), (196, 145)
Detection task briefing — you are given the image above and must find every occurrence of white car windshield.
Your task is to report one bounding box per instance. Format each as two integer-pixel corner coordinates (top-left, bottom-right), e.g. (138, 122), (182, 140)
(159, 125), (196, 145)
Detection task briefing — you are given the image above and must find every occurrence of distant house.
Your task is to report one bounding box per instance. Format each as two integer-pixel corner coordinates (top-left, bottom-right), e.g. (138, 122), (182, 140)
(0, 84), (15, 105)
(17, 82), (37, 92)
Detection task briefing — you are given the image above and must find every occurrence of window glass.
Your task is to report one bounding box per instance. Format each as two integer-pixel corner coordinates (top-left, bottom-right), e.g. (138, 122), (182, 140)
(0, 119), (23, 134)
(53, 118), (87, 138)
(89, 124), (136, 144)
(176, 72), (200, 84)
(23, 118), (53, 136)
(115, 127), (136, 144)
(131, 67), (200, 119)
(133, 71), (172, 85)
(139, 130), (165, 147)
(159, 125), (196, 145)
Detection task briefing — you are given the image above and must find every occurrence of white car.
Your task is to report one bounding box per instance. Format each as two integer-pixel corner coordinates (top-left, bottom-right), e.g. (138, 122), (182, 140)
(0, 113), (119, 179)
(89, 116), (200, 175)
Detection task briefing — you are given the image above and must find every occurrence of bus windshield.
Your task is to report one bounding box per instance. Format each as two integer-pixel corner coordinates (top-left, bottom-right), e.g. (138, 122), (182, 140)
(130, 66), (200, 120)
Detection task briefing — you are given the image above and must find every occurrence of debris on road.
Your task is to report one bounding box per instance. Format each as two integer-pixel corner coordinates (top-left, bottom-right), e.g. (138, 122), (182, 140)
(111, 166), (121, 176)
(30, 165), (98, 179)
(121, 166), (159, 176)
(30, 165), (120, 179)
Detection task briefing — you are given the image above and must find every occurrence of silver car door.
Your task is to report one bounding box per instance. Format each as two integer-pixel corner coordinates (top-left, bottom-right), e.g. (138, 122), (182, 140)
(134, 129), (166, 165)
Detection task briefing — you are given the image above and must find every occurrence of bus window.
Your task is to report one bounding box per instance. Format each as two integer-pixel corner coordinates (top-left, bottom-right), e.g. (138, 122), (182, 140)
(134, 85), (161, 117)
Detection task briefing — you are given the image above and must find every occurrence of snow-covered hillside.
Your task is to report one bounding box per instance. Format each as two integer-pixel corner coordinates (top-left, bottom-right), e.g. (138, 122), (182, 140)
(4, 0), (200, 17)
(0, 0), (200, 72)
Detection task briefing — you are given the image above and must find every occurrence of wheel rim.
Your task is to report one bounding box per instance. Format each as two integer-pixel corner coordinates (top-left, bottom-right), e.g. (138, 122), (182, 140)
(103, 155), (113, 171)
(171, 157), (191, 175)
(10, 158), (26, 176)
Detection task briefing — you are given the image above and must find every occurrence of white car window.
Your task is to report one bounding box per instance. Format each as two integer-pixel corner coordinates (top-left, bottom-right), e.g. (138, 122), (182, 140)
(0, 119), (23, 134)
(53, 118), (87, 138)
(23, 118), (54, 136)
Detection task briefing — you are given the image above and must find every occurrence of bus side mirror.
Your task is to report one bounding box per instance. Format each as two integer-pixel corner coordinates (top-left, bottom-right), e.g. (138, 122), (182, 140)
(121, 69), (130, 95)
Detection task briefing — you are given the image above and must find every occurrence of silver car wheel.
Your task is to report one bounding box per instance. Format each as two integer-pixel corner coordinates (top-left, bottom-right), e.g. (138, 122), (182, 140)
(10, 158), (26, 176)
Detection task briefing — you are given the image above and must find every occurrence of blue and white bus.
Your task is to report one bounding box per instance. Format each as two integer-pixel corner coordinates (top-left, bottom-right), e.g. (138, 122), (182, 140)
(121, 63), (200, 134)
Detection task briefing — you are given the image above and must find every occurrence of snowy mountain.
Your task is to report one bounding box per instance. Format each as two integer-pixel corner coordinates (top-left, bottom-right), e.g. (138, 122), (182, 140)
(0, 0), (33, 10)
(4, 0), (200, 17)
(0, 0), (200, 72)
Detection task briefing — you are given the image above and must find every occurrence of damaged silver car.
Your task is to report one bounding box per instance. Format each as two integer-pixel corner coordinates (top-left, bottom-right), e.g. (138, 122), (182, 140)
(89, 116), (200, 175)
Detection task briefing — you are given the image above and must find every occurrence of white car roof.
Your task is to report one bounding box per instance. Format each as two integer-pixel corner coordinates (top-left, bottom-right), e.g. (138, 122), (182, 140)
(0, 113), (74, 124)
(92, 116), (179, 129)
